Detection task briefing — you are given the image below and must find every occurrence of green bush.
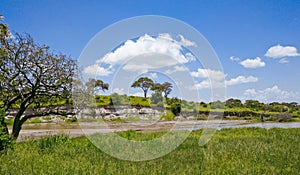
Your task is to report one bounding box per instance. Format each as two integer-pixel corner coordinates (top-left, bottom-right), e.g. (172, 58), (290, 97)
(171, 103), (181, 116)
(0, 109), (12, 151)
(160, 111), (175, 120)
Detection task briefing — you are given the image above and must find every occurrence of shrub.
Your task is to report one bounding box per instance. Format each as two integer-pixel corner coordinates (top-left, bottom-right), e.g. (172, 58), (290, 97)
(160, 111), (175, 120)
(0, 109), (12, 151)
(171, 103), (181, 116)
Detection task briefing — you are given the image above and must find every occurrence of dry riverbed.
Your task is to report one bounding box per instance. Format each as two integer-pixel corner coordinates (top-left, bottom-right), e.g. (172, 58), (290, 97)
(8, 120), (300, 142)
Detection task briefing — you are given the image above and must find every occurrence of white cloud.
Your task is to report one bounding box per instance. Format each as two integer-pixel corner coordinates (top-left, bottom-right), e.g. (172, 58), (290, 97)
(190, 68), (226, 89)
(191, 72), (258, 90)
(185, 52), (196, 61)
(113, 88), (125, 95)
(150, 72), (158, 79)
(265, 45), (300, 58)
(96, 34), (196, 72)
(191, 68), (226, 81)
(243, 85), (298, 103)
(122, 54), (178, 73)
(239, 57), (266, 69)
(193, 80), (212, 89)
(279, 58), (289, 64)
(229, 56), (240, 61)
(178, 34), (197, 47)
(83, 64), (113, 76)
(129, 91), (145, 97)
(225, 76), (258, 86)
(165, 65), (187, 74)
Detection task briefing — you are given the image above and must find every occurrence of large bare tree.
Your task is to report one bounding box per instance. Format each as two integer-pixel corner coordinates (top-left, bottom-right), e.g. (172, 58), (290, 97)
(0, 31), (76, 139)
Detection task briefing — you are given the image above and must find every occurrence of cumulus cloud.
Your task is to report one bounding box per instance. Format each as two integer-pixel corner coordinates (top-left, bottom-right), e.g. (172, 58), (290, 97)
(225, 76), (258, 85)
(190, 68), (226, 81)
(95, 34), (196, 71)
(190, 68), (257, 90)
(265, 45), (300, 58)
(150, 72), (158, 79)
(178, 34), (197, 47)
(239, 57), (266, 68)
(190, 68), (226, 89)
(193, 79), (213, 89)
(243, 85), (298, 103)
(113, 88), (125, 95)
(165, 65), (187, 74)
(83, 64), (113, 76)
(129, 91), (145, 97)
(84, 33), (197, 75)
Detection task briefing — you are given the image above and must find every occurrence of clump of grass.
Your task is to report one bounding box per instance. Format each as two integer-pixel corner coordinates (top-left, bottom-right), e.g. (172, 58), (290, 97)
(160, 111), (175, 120)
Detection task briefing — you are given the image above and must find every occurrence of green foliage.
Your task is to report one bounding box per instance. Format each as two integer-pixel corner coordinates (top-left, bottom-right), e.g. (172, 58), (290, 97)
(225, 98), (243, 108)
(4, 118), (14, 126)
(109, 93), (122, 106)
(0, 108), (12, 151)
(0, 128), (300, 174)
(150, 91), (164, 107)
(129, 96), (151, 107)
(95, 95), (111, 106)
(131, 77), (154, 98)
(38, 135), (70, 153)
(171, 102), (181, 116)
(0, 131), (12, 151)
(210, 100), (224, 109)
(160, 111), (175, 120)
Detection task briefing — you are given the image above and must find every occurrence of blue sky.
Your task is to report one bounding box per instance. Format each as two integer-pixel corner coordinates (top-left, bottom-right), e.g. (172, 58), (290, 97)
(1, 0), (300, 103)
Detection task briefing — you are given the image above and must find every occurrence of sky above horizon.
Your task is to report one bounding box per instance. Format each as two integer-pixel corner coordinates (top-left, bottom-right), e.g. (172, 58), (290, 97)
(1, 0), (300, 103)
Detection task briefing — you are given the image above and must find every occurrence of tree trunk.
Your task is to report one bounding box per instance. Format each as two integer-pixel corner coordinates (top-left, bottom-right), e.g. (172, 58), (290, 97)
(11, 106), (26, 140)
(12, 118), (22, 140)
(144, 91), (147, 98)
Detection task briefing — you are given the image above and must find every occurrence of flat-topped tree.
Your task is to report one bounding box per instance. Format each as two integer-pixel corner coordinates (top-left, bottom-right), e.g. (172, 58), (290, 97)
(162, 82), (173, 99)
(0, 32), (76, 139)
(131, 77), (154, 98)
(151, 82), (173, 98)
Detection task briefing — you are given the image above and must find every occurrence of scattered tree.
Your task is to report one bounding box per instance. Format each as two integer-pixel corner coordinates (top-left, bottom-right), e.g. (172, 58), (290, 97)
(85, 78), (109, 94)
(73, 78), (109, 109)
(131, 77), (154, 98)
(0, 31), (76, 139)
(162, 82), (173, 98)
(151, 82), (173, 99)
(225, 98), (243, 108)
(151, 83), (164, 93)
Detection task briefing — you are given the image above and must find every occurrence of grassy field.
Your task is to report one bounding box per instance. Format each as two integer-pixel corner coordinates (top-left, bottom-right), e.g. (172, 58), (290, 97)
(1, 128), (300, 174)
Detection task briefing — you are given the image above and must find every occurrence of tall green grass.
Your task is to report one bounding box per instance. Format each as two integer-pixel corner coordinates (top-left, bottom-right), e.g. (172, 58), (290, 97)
(1, 128), (299, 174)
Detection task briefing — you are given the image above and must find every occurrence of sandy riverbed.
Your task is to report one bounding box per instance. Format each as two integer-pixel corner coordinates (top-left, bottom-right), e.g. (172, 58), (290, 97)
(8, 120), (300, 142)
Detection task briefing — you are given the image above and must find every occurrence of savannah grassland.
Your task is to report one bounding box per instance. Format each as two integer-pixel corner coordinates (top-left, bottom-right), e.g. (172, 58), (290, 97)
(1, 128), (300, 174)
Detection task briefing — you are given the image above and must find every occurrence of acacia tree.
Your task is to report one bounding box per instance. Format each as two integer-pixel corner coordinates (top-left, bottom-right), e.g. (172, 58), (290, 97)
(0, 32), (76, 139)
(162, 82), (173, 98)
(131, 77), (154, 98)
